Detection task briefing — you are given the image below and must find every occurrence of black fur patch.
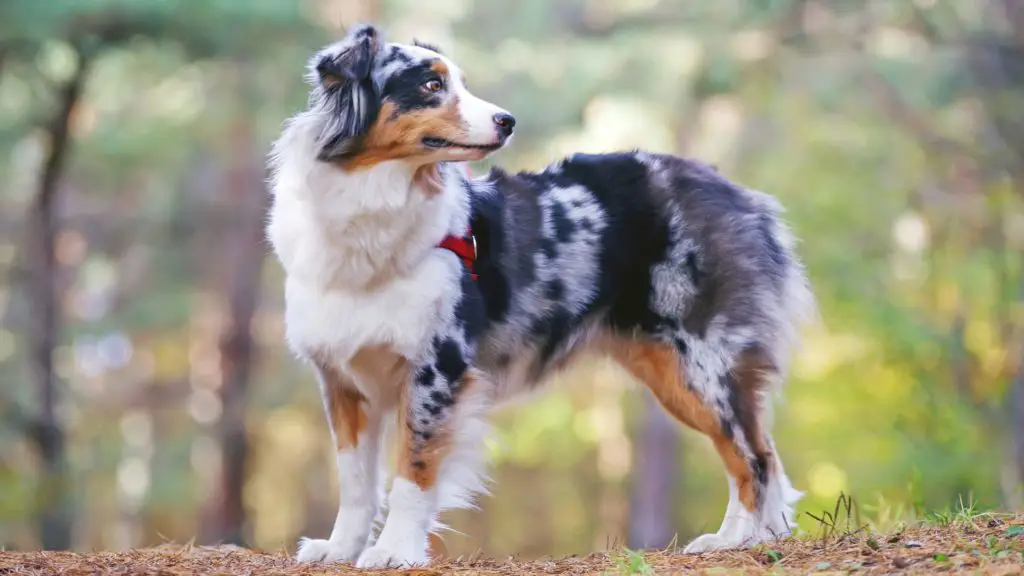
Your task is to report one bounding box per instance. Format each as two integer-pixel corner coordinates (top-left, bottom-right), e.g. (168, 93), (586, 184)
(455, 266), (486, 345)
(545, 279), (565, 301)
(532, 309), (575, 371)
(415, 366), (435, 388)
(378, 46), (413, 67)
(429, 390), (453, 408)
(556, 153), (672, 334)
(382, 61), (447, 115)
(471, 190), (511, 324)
(539, 238), (558, 260)
(434, 337), (466, 385)
(550, 202), (575, 243)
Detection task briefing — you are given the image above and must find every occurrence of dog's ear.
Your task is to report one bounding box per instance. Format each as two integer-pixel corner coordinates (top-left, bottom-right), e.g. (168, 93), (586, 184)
(311, 24), (382, 161)
(316, 24), (378, 89)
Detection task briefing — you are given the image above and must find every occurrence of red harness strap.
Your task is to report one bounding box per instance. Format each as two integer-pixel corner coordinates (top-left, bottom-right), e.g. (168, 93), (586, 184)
(438, 163), (478, 280)
(438, 228), (477, 280)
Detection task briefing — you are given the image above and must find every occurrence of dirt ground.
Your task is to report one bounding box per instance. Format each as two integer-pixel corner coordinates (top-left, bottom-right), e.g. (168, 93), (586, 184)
(1, 513), (1021, 575)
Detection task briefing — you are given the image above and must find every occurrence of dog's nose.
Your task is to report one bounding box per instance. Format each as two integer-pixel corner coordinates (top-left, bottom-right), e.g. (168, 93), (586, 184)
(493, 113), (516, 137)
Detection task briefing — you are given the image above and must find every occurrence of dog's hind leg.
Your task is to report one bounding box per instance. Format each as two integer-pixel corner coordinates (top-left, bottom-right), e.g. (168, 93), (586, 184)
(610, 339), (801, 554)
(296, 360), (383, 564)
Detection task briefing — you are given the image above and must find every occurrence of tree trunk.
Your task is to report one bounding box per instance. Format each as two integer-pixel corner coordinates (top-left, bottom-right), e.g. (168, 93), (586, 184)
(212, 162), (266, 546)
(628, 391), (679, 549)
(211, 68), (269, 544)
(29, 51), (91, 551)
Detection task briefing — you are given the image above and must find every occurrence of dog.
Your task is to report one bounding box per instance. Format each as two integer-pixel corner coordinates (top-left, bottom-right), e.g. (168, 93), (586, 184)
(266, 24), (816, 569)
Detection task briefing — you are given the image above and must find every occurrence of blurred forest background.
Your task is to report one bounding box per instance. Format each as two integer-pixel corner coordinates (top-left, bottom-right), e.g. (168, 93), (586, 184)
(1, 0), (1023, 559)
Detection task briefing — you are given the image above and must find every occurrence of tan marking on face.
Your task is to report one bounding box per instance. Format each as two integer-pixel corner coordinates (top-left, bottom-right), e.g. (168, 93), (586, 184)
(341, 64), (468, 172)
(430, 60), (449, 77)
(313, 359), (368, 451)
(607, 339), (769, 512)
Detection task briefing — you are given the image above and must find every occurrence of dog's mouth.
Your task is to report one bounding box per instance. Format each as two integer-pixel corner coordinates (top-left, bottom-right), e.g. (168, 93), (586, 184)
(422, 137), (503, 152)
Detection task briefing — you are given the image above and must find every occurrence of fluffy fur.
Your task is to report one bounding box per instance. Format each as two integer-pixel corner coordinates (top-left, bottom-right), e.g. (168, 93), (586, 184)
(267, 24), (817, 569)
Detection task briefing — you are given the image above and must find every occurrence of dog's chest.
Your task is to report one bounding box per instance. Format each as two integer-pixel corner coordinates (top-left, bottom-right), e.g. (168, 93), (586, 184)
(283, 252), (462, 367)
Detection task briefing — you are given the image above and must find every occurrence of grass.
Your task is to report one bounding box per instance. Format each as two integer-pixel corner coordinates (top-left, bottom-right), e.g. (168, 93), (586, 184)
(610, 548), (655, 575)
(1, 503), (1021, 575)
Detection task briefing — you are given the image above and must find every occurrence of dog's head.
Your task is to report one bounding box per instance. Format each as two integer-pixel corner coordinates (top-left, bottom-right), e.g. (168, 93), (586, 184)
(306, 24), (514, 169)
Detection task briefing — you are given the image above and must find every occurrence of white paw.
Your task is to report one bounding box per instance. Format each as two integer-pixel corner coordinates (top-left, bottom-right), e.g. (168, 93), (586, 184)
(683, 533), (744, 554)
(356, 543), (429, 569)
(294, 537), (363, 564)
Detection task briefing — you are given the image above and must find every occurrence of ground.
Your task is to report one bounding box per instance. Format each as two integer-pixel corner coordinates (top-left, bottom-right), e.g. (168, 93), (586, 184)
(2, 513), (1021, 575)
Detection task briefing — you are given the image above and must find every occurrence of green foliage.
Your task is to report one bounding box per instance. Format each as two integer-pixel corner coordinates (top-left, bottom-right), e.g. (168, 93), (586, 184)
(2, 0), (314, 55)
(924, 495), (980, 528)
(611, 548), (654, 576)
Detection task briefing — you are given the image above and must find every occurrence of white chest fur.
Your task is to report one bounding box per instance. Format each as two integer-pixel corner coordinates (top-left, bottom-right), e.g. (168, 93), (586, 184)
(266, 114), (470, 396)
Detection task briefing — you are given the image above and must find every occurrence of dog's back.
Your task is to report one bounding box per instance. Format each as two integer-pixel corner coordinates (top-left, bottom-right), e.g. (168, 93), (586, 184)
(471, 151), (814, 390)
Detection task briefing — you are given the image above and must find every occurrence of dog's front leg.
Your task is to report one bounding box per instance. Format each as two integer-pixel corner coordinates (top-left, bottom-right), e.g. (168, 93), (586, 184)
(296, 361), (382, 564)
(356, 354), (480, 568)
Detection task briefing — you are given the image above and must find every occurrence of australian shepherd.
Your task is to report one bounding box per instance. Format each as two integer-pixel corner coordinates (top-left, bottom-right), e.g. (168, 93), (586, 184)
(267, 24), (816, 568)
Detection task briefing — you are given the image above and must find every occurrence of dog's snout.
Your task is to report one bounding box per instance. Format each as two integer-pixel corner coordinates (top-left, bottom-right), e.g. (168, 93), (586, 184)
(493, 113), (516, 136)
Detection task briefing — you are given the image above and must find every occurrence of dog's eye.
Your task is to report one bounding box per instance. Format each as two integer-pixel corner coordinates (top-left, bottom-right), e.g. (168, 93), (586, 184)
(422, 78), (444, 93)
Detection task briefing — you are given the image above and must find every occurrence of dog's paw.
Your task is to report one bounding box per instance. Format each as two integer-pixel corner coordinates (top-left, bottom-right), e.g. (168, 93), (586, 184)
(355, 543), (429, 569)
(295, 537), (363, 564)
(682, 533), (739, 554)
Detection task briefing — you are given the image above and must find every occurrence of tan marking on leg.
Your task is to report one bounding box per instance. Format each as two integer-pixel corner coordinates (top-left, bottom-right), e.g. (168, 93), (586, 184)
(608, 339), (761, 512)
(395, 374), (476, 490)
(314, 359), (368, 451)
(608, 340), (715, 431)
(712, 436), (758, 511)
(428, 532), (448, 559)
(729, 346), (776, 465)
(347, 343), (409, 410)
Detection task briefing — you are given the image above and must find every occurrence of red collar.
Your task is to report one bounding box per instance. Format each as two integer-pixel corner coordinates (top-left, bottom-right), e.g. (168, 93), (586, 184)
(438, 227), (477, 280)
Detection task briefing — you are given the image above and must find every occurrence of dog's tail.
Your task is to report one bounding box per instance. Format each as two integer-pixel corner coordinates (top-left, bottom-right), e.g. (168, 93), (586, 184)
(746, 189), (820, 388)
(776, 215), (819, 364)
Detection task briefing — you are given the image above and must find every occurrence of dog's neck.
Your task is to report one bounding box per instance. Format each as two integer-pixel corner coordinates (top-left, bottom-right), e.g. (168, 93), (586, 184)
(268, 115), (470, 291)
